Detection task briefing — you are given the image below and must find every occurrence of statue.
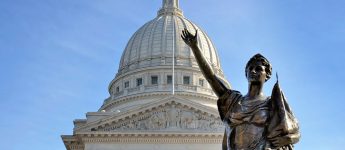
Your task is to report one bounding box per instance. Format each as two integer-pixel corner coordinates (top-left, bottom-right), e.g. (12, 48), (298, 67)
(181, 29), (300, 150)
(166, 105), (180, 128)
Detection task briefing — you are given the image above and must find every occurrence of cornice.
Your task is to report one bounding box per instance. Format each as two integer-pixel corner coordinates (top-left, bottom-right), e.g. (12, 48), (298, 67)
(100, 91), (217, 111)
(76, 132), (223, 144)
(62, 132), (223, 150)
(61, 135), (84, 150)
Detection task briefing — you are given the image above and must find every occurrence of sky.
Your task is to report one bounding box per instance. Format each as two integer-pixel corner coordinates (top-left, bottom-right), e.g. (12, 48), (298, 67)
(0, 0), (344, 149)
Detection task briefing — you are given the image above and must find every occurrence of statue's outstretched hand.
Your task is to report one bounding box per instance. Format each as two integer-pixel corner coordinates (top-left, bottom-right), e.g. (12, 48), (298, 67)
(181, 28), (198, 48)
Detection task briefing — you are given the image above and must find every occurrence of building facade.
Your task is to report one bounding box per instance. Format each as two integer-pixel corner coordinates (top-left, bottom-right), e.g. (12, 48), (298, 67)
(61, 0), (229, 149)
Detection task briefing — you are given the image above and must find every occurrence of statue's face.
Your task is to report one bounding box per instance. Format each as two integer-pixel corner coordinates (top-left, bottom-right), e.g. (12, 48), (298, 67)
(246, 62), (267, 83)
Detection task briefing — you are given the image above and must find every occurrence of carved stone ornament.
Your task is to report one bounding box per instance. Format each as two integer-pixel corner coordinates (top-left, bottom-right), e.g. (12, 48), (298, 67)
(88, 101), (224, 132)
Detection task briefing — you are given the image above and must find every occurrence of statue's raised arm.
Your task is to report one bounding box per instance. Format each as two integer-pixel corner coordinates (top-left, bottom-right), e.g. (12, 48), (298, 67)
(181, 29), (228, 97)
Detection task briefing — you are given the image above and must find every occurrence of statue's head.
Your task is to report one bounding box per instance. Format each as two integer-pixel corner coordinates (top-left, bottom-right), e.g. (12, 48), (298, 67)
(245, 53), (272, 83)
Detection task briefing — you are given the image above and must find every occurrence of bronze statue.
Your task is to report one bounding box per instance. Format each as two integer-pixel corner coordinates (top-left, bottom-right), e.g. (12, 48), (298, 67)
(181, 29), (300, 150)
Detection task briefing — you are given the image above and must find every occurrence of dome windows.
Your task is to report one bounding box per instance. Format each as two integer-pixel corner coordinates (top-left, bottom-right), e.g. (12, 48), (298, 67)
(151, 75), (159, 85)
(124, 81), (130, 88)
(199, 79), (204, 87)
(136, 78), (143, 86)
(116, 86), (120, 93)
(167, 75), (173, 84)
(183, 76), (190, 85)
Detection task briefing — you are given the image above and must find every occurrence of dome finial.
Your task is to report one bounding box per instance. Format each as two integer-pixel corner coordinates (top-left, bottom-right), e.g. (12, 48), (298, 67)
(158, 0), (183, 17)
(163, 0), (179, 8)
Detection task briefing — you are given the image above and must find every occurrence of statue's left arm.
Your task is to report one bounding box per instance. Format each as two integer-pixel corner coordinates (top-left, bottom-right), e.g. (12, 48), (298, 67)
(268, 82), (301, 148)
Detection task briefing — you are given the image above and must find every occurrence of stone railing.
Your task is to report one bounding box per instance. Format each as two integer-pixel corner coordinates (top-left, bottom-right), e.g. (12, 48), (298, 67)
(111, 84), (214, 100)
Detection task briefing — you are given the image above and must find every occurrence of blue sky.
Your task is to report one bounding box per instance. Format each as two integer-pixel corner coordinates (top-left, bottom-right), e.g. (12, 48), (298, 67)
(1, 0), (344, 149)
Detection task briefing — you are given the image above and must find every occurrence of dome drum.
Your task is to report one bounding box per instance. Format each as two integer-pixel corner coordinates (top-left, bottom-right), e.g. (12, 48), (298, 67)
(109, 67), (215, 100)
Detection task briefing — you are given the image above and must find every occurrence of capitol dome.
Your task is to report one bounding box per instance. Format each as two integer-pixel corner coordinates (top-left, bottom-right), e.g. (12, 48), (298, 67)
(101, 0), (228, 112)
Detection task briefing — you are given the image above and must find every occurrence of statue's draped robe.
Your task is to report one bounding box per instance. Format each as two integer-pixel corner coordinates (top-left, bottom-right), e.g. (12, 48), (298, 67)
(218, 82), (300, 150)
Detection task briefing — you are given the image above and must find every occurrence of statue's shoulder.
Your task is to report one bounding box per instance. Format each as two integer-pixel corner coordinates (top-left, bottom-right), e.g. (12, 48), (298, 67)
(218, 89), (243, 103)
(230, 89), (242, 94)
(227, 89), (242, 97)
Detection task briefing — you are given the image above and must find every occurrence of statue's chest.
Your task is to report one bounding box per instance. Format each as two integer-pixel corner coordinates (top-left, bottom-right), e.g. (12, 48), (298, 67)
(230, 100), (270, 126)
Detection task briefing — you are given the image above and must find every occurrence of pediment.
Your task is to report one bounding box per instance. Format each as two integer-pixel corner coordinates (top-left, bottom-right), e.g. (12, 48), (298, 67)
(75, 96), (224, 133)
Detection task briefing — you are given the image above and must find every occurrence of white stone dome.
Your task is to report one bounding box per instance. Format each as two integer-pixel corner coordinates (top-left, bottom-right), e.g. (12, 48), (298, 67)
(101, 0), (228, 112)
(117, 15), (222, 77)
